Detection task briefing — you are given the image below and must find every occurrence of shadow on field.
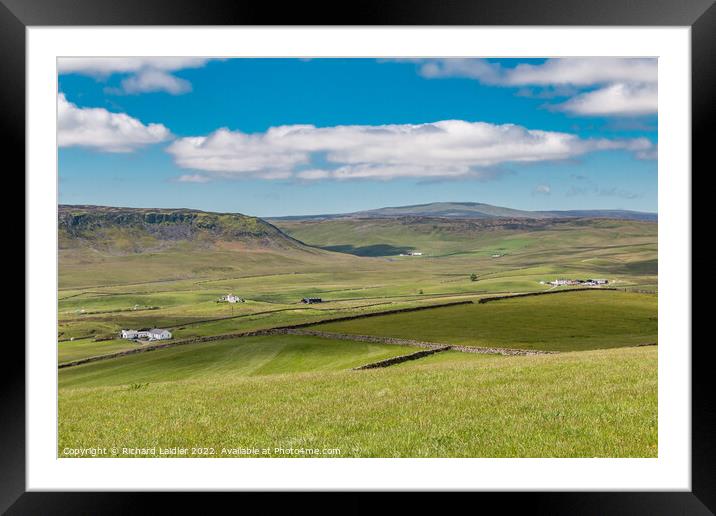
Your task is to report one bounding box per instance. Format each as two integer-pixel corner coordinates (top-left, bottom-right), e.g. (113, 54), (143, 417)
(624, 259), (658, 275)
(321, 244), (414, 257)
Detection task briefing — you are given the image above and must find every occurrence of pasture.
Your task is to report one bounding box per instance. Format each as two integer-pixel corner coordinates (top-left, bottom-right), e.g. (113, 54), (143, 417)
(58, 219), (657, 362)
(314, 290), (657, 352)
(59, 335), (417, 388)
(58, 346), (657, 458)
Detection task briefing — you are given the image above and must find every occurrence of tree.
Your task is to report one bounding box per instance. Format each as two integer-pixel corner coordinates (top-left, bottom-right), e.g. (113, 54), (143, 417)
(470, 273), (478, 282)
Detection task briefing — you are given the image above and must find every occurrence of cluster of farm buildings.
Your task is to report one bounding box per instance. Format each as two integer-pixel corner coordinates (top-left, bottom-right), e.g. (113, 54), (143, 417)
(541, 278), (609, 286)
(399, 251), (423, 256)
(219, 293), (323, 304)
(218, 294), (245, 303)
(120, 328), (172, 341)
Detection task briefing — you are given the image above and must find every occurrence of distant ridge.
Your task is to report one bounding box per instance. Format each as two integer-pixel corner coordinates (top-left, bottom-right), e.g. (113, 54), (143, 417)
(270, 202), (657, 222)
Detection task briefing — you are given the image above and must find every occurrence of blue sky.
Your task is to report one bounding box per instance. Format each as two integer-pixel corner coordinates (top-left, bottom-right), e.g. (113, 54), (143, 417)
(58, 58), (657, 216)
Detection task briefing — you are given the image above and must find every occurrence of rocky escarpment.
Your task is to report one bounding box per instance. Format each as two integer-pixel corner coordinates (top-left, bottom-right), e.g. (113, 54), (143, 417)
(58, 205), (305, 252)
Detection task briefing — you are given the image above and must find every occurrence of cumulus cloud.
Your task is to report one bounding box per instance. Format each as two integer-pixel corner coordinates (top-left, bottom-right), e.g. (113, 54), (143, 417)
(120, 69), (193, 95)
(58, 93), (171, 152)
(414, 58), (656, 86)
(408, 58), (657, 117)
(58, 57), (211, 95)
(166, 119), (654, 181)
(419, 58), (503, 83)
(505, 58), (656, 86)
(558, 82), (658, 116)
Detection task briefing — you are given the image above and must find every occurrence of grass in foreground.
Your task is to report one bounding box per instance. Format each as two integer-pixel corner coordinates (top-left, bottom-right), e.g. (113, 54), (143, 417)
(58, 346), (657, 458)
(314, 290), (657, 352)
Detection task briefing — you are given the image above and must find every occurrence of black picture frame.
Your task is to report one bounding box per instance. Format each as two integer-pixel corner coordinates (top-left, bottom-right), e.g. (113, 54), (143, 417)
(6, 0), (710, 512)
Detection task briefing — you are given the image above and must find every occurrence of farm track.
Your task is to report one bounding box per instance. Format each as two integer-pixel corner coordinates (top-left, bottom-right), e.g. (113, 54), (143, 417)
(191, 270), (332, 285)
(63, 306), (161, 316)
(61, 295), (478, 329)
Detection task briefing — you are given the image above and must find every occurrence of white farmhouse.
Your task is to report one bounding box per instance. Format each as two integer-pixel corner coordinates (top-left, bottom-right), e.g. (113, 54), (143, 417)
(147, 328), (172, 340)
(122, 328), (172, 340)
(219, 293), (244, 303)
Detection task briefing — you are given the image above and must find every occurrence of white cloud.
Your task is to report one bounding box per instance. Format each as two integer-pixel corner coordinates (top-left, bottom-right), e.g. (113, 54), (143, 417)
(58, 57), (211, 95)
(120, 69), (193, 95)
(168, 127), (308, 177)
(414, 58), (656, 86)
(296, 169), (333, 180)
(57, 57), (210, 75)
(58, 93), (171, 152)
(504, 58), (657, 86)
(419, 59), (503, 83)
(166, 119), (654, 181)
(558, 82), (657, 116)
(533, 184), (551, 195)
(410, 58), (657, 117)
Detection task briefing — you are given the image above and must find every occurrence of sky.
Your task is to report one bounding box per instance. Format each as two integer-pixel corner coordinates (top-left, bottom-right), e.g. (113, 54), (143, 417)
(58, 58), (657, 217)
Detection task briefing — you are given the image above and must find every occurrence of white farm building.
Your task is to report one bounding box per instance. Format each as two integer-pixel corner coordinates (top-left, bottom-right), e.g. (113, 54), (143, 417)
(121, 329), (140, 339)
(219, 294), (245, 303)
(121, 328), (172, 341)
(147, 328), (172, 340)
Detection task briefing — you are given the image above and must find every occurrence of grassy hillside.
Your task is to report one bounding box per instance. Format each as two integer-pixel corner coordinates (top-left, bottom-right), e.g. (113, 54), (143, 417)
(274, 216), (657, 261)
(59, 204), (301, 251)
(59, 346), (657, 457)
(315, 290), (657, 352)
(59, 335), (417, 388)
(58, 205), (366, 289)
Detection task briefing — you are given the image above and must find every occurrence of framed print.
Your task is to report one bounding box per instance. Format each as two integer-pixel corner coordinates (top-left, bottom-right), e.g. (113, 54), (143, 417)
(8, 0), (712, 512)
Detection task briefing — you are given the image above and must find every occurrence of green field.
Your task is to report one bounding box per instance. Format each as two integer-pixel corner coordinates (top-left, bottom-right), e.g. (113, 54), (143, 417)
(274, 217), (657, 264)
(58, 217), (657, 363)
(59, 335), (417, 388)
(315, 290), (657, 352)
(59, 346), (657, 458)
(58, 207), (658, 458)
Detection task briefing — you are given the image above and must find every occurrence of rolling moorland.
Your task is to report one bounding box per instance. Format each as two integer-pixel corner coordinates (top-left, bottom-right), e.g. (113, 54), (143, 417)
(58, 203), (658, 457)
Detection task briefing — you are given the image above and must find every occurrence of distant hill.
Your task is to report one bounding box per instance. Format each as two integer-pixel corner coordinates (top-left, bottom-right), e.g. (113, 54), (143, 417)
(273, 215), (657, 258)
(271, 202), (657, 222)
(57, 205), (369, 289)
(59, 205), (305, 253)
